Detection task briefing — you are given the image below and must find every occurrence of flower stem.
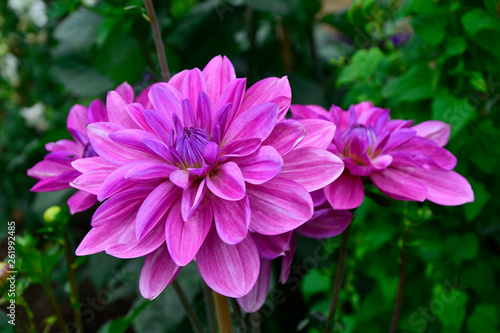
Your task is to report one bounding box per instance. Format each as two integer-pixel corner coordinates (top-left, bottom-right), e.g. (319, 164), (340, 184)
(230, 298), (247, 333)
(171, 280), (203, 333)
(143, 0), (171, 81)
(212, 290), (234, 333)
(63, 232), (83, 333)
(202, 280), (218, 333)
(249, 312), (261, 333)
(42, 280), (67, 333)
(325, 225), (351, 333)
(389, 227), (410, 333)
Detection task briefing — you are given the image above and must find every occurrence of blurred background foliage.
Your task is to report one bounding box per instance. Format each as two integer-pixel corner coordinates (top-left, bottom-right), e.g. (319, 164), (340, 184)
(1, 0), (499, 332)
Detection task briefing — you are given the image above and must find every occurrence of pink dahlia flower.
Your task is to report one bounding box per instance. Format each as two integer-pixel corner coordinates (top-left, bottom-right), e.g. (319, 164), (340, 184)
(27, 83), (149, 214)
(291, 102), (474, 210)
(72, 56), (345, 299)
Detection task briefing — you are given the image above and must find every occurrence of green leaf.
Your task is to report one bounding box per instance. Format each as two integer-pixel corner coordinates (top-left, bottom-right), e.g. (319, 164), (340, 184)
(433, 286), (468, 329)
(461, 9), (500, 58)
(412, 17), (446, 46)
(301, 270), (331, 300)
(466, 304), (499, 333)
(443, 36), (467, 59)
(338, 47), (385, 85)
(470, 71), (488, 93)
(431, 89), (476, 138)
(99, 300), (150, 333)
(383, 64), (437, 103)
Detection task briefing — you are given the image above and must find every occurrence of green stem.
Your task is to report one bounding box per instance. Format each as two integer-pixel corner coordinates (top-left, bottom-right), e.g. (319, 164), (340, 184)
(325, 225), (351, 333)
(42, 280), (67, 333)
(212, 290), (234, 333)
(230, 298), (247, 333)
(18, 295), (37, 332)
(249, 312), (261, 333)
(63, 232), (83, 333)
(202, 281), (218, 333)
(389, 227), (410, 333)
(172, 280), (203, 333)
(143, 0), (171, 81)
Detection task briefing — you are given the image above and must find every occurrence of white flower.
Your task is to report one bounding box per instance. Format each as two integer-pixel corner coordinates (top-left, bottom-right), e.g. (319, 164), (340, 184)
(20, 102), (49, 132)
(7, 0), (34, 15)
(82, 0), (99, 7)
(0, 53), (20, 87)
(28, 0), (48, 27)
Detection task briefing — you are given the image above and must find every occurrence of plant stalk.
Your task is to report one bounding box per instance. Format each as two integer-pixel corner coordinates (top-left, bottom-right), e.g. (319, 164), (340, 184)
(143, 0), (171, 81)
(230, 298), (247, 333)
(325, 225), (351, 333)
(389, 227), (410, 333)
(212, 290), (234, 333)
(202, 281), (218, 333)
(172, 280), (204, 333)
(42, 280), (67, 333)
(63, 232), (83, 333)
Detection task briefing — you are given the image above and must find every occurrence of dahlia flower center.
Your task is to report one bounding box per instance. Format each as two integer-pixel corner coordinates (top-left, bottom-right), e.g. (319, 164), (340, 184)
(343, 124), (377, 160)
(83, 143), (97, 158)
(175, 127), (212, 167)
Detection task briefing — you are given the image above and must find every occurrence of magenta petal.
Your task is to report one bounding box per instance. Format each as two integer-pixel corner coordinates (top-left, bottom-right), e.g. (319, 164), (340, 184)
(383, 128), (416, 152)
(324, 171), (365, 210)
(115, 82), (134, 103)
(247, 177), (312, 235)
(67, 104), (88, 143)
(252, 232), (292, 260)
(232, 146), (283, 185)
(31, 177), (70, 192)
(197, 227), (260, 297)
(87, 123), (153, 164)
(212, 194), (250, 245)
(397, 137), (457, 170)
(295, 119), (336, 150)
(76, 225), (122, 256)
(106, 91), (139, 129)
(237, 259), (271, 313)
(136, 181), (181, 241)
(45, 139), (81, 154)
(290, 104), (326, 120)
(279, 234), (296, 284)
(202, 55), (236, 104)
(67, 191), (97, 214)
(139, 244), (181, 300)
(127, 103), (154, 132)
(166, 198), (213, 266)
(97, 161), (148, 201)
(207, 162), (246, 201)
(370, 167), (427, 202)
(401, 167), (474, 206)
(220, 138), (261, 158)
(223, 103), (278, 144)
(92, 187), (151, 227)
(28, 160), (74, 179)
(412, 120), (450, 147)
(125, 159), (176, 181)
(87, 99), (108, 124)
(71, 157), (115, 173)
(143, 109), (173, 143)
(109, 129), (157, 151)
(310, 189), (327, 206)
(297, 209), (352, 238)
(148, 84), (182, 122)
(262, 120), (305, 156)
(170, 169), (190, 189)
(70, 168), (113, 195)
(212, 79), (247, 125)
(136, 85), (153, 109)
(280, 147), (344, 192)
(181, 68), (207, 110)
(197, 91), (212, 132)
(241, 77), (291, 121)
(181, 179), (207, 221)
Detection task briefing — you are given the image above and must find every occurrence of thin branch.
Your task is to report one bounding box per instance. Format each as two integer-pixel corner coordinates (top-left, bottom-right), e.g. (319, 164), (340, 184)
(325, 225), (351, 333)
(212, 290), (234, 333)
(230, 298), (247, 333)
(63, 232), (83, 333)
(172, 280), (204, 333)
(389, 227), (410, 333)
(143, 0), (171, 81)
(202, 280), (218, 333)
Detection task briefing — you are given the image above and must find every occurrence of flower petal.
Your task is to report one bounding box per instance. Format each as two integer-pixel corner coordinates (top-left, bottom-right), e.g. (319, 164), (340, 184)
(166, 198), (213, 266)
(412, 120), (450, 147)
(237, 259), (271, 313)
(241, 77), (291, 121)
(197, 227), (260, 298)
(148, 83), (182, 122)
(206, 162), (246, 201)
(202, 55), (236, 104)
(252, 232), (292, 260)
(370, 166), (428, 202)
(324, 171), (365, 210)
(295, 119), (336, 150)
(70, 168), (114, 195)
(280, 147), (344, 192)
(223, 103), (278, 144)
(67, 191), (97, 214)
(67, 104), (88, 143)
(297, 209), (352, 238)
(247, 177), (312, 235)
(71, 157), (115, 173)
(220, 138), (261, 158)
(136, 181), (181, 241)
(139, 244), (181, 300)
(262, 119), (305, 156)
(212, 194), (250, 245)
(87, 99), (108, 124)
(181, 179), (207, 221)
(231, 146), (283, 185)
(106, 91), (139, 128)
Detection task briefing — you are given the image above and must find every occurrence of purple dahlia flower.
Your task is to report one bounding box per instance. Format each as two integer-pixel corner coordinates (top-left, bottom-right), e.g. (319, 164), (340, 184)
(27, 82), (149, 214)
(71, 56), (345, 299)
(291, 102), (474, 210)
